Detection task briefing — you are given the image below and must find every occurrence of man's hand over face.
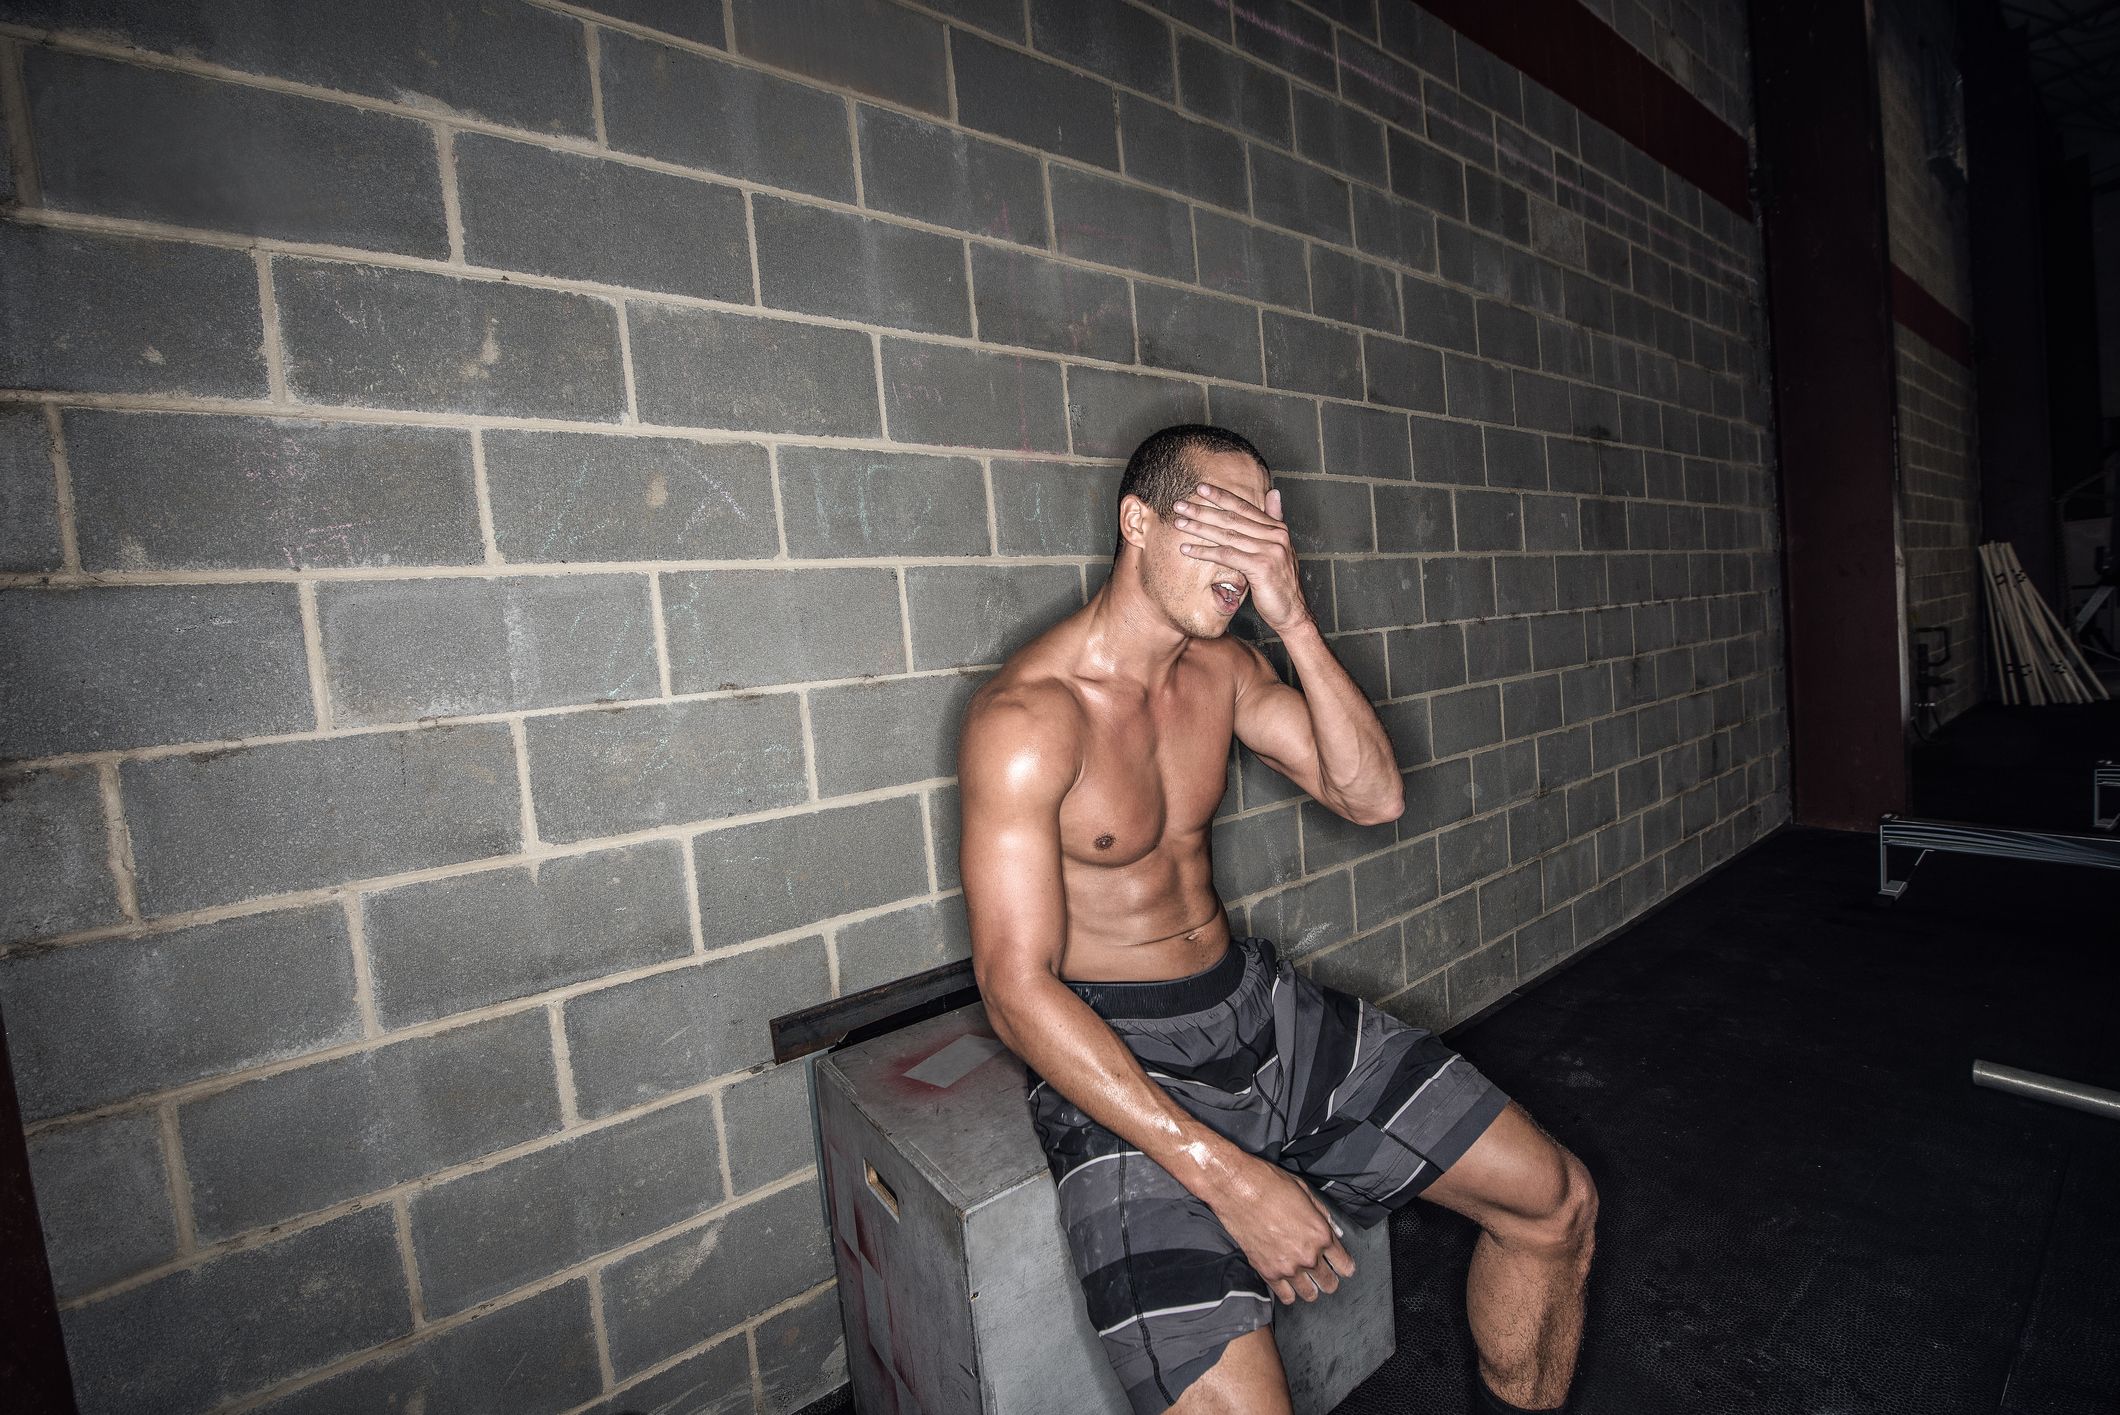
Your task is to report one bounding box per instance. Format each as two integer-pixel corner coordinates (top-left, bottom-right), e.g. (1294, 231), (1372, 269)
(1171, 483), (1314, 634)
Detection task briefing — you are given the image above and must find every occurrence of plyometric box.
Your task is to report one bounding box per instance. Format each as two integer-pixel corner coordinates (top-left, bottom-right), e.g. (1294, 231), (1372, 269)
(815, 999), (1395, 1414)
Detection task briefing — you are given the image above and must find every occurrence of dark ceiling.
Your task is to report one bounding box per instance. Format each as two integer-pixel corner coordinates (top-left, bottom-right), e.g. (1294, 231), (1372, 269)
(2001, 0), (2120, 191)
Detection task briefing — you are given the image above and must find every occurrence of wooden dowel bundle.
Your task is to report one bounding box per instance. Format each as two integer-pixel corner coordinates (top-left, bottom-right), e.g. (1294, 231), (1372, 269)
(1978, 540), (2110, 705)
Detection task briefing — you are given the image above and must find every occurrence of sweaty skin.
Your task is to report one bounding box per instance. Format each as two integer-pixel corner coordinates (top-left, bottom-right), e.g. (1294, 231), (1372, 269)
(958, 449), (1404, 1307)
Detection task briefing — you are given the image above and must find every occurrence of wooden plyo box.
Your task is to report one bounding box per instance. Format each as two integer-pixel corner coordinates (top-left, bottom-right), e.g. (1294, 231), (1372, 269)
(815, 1000), (1396, 1414)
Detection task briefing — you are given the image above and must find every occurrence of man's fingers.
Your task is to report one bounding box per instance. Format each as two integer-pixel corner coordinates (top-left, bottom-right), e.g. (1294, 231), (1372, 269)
(1179, 543), (1262, 570)
(1302, 1191), (1355, 1278)
(1175, 499), (1281, 539)
(1176, 523), (1269, 555)
(1190, 482), (1258, 508)
(1185, 485), (1279, 527)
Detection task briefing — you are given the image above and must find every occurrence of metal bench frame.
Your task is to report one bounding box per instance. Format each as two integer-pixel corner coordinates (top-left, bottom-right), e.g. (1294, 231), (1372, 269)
(1876, 814), (2120, 900)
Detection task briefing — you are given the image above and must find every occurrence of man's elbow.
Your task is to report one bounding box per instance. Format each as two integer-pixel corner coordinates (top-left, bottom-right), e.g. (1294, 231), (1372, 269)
(975, 957), (1056, 1038)
(1343, 783), (1405, 827)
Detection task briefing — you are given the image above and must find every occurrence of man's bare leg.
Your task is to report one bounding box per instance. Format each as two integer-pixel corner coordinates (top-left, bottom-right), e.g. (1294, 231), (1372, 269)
(1419, 1101), (1599, 1410)
(1168, 1327), (1293, 1415)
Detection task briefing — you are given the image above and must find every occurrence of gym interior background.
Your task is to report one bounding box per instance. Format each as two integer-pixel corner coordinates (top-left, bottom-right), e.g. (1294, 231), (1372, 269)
(0, 1), (2113, 1413)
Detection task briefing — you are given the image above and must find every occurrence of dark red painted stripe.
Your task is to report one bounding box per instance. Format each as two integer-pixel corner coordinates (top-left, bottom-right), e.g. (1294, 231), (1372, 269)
(1412, 0), (1752, 217)
(1889, 264), (1973, 365)
(1412, 4), (1975, 367)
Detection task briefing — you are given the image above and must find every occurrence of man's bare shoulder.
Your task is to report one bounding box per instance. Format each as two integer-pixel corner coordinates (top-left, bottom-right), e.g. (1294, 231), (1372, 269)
(1203, 628), (1272, 671)
(1191, 628), (1278, 699)
(957, 664), (1085, 803)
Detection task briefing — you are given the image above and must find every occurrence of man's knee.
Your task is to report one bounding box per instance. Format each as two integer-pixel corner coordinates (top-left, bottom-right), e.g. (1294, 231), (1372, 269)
(1506, 1144), (1597, 1257)
(1492, 1131), (1598, 1256)
(1548, 1150), (1598, 1252)
(1428, 1101), (1597, 1256)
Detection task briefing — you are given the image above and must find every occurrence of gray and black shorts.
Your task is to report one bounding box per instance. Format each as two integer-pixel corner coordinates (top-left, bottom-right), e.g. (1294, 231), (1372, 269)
(1025, 934), (1509, 1415)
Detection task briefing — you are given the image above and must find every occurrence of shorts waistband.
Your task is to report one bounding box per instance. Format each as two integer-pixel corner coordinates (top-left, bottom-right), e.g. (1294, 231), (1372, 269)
(1065, 935), (1268, 1020)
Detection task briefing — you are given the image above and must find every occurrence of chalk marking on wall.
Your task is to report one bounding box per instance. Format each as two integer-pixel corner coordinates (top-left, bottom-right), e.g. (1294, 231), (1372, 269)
(255, 250), (291, 404)
(744, 189), (764, 308)
(510, 715), (542, 850)
(710, 1084), (738, 1207)
(584, 21), (608, 149)
(94, 760), (140, 923)
(393, 1194), (427, 1326)
(615, 295), (640, 426)
(645, 570), (675, 699)
(586, 1266), (618, 1390)
(919, 788), (940, 896)
(345, 893), (382, 1040)
(870, 330), (890, 440)
(42, 403), (82, 572)
(981, 456), (1000, 556)
(297, 579), (334, 731)
(548, 1003), (581, 1127)
(895, 566), (916, 671)
(796, 690), (822, 804)
(766, 442), (791, 559)
(157, 1102), (197, 1254)
(468, 427), (503, 565)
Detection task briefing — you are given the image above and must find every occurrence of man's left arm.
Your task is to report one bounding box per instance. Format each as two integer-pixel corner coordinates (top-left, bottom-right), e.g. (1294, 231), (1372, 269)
(1171, 483), (1405, 826)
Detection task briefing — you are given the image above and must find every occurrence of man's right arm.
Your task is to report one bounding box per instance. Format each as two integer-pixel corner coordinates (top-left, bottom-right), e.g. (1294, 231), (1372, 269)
(956, 690), (1353, 1303)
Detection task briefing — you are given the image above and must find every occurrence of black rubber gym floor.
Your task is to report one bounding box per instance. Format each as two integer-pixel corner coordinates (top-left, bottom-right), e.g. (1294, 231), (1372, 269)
(1340, 699), (2120, 1415)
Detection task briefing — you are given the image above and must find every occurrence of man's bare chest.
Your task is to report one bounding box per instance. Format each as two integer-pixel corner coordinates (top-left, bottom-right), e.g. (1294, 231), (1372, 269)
(1055, 689), (1235, 867)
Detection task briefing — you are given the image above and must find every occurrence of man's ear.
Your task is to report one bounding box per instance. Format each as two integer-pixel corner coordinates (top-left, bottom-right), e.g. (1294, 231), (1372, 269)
(1117, 493), (1155, 551)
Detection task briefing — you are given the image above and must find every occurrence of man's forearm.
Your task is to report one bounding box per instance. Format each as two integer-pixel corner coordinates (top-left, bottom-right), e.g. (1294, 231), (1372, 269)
(988, 971), (1252, 1202)
(1276, 614), (1404, 821)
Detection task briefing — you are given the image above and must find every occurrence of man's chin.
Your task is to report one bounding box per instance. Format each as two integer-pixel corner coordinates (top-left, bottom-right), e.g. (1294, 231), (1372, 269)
(1179, 613), (1231, 640)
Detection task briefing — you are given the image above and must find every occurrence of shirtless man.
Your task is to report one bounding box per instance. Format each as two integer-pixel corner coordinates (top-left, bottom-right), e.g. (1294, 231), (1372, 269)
(957, 425), (1598, 1415)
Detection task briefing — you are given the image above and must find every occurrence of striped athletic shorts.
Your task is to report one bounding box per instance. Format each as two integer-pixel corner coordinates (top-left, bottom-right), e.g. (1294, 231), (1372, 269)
(1025, 934), (1509, 1415)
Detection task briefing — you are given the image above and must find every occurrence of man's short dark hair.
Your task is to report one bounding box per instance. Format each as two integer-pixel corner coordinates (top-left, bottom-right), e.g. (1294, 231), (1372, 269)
(1115, 424), (1270, 529)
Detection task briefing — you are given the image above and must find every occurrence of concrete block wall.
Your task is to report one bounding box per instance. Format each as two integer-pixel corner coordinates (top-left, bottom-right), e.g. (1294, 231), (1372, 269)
(1896, 327), (1982, 723)
(1878, 0), (1970, 319)
(1876, 0), (1982, 724)
(0, 1), (1788, 1411)
(1580, 0), (1752, 133)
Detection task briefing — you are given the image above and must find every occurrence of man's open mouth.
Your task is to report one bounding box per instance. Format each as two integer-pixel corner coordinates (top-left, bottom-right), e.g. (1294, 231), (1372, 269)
(1211, 579), (1247, 614)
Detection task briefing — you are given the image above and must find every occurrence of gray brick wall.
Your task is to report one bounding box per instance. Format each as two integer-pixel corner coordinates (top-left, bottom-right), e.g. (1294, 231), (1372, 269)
(1877, 0), (1980, 725)
(0, 1), (1788, 1411)
(1577, 0), (1752, 133)
(1896, 328), (1982, 724)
